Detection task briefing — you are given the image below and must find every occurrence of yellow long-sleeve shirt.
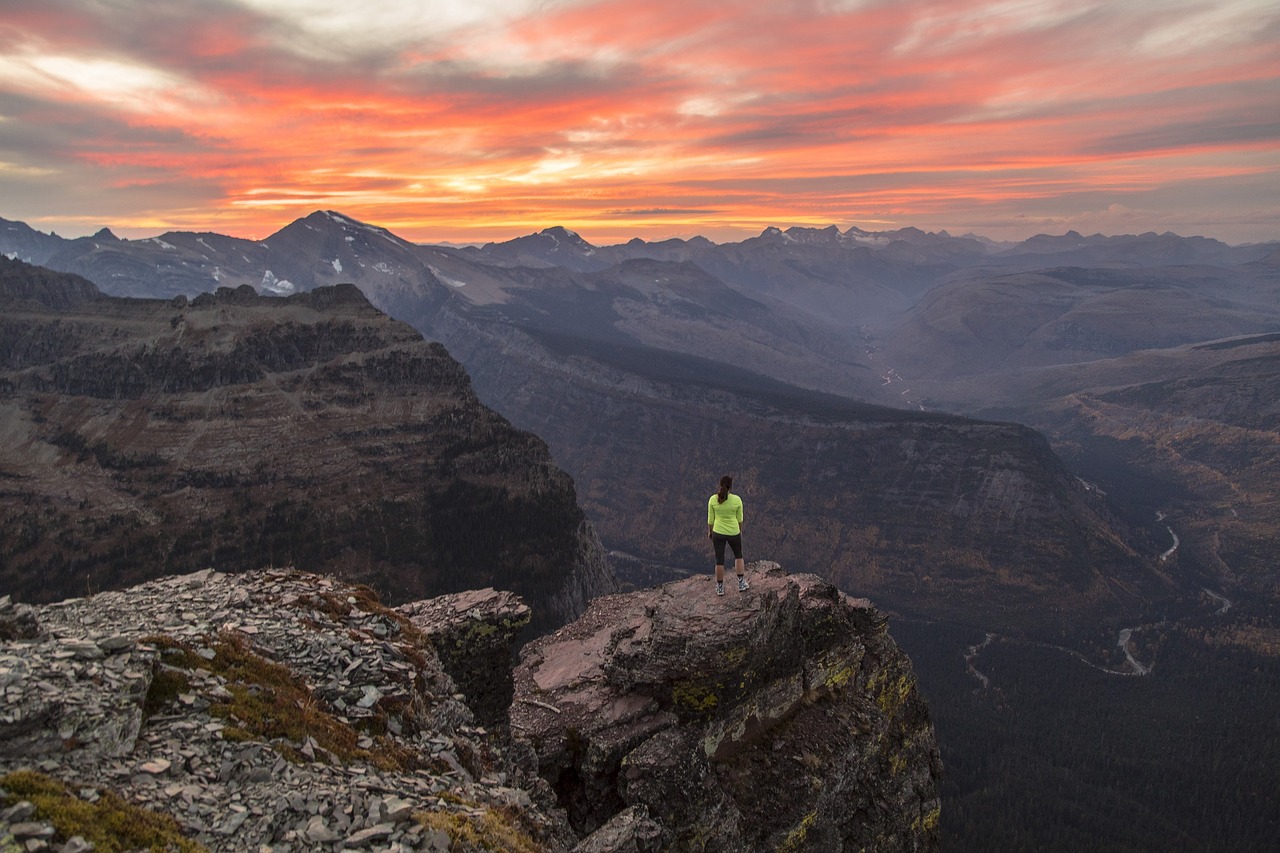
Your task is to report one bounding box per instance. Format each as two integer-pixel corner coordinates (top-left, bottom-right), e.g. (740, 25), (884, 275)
(707, 493), (743, 535)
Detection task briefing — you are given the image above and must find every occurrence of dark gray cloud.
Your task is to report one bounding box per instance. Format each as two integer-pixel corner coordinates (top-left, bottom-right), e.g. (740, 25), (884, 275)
(1086, 118), (1280, 156)
(0, 92), (205, 162)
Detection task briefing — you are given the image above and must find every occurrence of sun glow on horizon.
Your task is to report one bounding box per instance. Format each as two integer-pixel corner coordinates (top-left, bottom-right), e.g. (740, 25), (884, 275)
(0, 0), (1276, 245)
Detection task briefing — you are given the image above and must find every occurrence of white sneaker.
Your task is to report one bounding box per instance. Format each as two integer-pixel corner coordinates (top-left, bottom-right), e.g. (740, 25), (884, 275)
(738, 577), (750, 592)
(716, 581), (725, 596)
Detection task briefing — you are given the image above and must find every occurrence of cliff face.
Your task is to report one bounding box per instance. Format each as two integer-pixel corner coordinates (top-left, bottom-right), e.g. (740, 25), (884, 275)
(513, 561), (942, 852)
(424, 306), (1167, 638)
(0, 259), (616, 631)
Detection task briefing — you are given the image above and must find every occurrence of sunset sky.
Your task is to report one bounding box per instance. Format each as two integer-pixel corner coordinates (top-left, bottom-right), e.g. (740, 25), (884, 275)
(1, 0), (1277, 245)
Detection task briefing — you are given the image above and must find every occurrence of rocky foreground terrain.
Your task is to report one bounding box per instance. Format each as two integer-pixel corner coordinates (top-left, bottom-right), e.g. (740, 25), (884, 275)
(0, 562), (939, 852)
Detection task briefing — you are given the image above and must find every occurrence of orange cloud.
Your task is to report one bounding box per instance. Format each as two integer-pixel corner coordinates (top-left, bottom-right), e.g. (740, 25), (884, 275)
(0, 0), (1276, 244)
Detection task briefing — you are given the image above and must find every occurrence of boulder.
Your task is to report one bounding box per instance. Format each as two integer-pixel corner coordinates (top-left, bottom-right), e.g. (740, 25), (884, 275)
(0, 597), (40, 642)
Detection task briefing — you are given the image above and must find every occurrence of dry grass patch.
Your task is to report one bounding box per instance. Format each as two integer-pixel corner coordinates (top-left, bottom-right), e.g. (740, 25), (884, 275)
(142, 631), (417, 771)
(415, 804), (541, 853)
(0, 770), (204, 853)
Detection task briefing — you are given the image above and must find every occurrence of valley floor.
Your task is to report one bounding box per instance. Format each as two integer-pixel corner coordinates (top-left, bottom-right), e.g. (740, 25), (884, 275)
(891, 605), (1280, 853)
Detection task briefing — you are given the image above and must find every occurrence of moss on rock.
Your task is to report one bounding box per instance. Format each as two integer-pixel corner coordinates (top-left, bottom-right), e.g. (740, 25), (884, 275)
(0, 770), (204, 853)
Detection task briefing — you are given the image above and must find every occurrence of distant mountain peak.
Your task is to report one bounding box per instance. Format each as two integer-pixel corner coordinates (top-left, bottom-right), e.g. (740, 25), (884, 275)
(301, 209), (397, 239)
(319, 209), (360, 226)
(539, 226), (596, 251)
(267, 210), (412, 254)
(541, 225), (582, 239)
(91, 227), (118, 241)
(477, 225), (601, 265)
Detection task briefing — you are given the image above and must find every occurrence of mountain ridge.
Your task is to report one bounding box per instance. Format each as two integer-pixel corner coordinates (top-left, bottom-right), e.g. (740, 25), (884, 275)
(0, 258), (616, 633)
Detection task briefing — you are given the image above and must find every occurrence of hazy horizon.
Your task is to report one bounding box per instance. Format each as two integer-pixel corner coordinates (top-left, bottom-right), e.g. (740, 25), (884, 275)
(6, 207), (1276, 250)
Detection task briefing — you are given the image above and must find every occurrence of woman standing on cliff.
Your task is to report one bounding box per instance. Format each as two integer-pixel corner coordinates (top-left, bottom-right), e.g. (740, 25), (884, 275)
(708, 475), (748, 596)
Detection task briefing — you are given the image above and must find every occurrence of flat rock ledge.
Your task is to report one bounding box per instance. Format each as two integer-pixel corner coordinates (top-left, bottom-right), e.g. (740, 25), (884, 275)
(513, 561), (942, 852)
(0, 568), (575, 852)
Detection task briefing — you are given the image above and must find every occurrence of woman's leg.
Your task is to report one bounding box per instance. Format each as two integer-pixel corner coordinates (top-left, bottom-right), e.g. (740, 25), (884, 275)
(729, 535), (747, 588)
(713, 535), (727, 582)
(728, 535), (744, 574)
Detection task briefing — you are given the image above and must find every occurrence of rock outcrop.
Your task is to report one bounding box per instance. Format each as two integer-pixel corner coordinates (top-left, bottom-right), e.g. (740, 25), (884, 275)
(513, 561), (942, 852)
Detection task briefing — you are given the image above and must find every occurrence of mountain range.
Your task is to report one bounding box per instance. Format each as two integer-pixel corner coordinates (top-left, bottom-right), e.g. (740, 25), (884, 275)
(3, 211), (1278, 851)
(6, 211), (1277, 629)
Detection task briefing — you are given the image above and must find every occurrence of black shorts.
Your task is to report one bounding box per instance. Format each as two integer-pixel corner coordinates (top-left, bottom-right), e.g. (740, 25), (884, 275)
(712, 532), (743, 564)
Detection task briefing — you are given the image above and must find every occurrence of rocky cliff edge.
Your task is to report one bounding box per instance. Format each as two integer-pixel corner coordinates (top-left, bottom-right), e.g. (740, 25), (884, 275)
(513, 561), (942, 852)
(0, 562), (939, 852)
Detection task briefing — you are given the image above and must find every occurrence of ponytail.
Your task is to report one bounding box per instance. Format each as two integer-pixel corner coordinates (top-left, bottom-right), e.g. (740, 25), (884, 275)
(717, 475), (732, 504)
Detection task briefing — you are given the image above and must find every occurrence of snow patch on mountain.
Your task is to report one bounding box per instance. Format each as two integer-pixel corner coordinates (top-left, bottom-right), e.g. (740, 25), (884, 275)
(260, 270), (295, 295)
(428, 265), (466, 288)
(322, 210), (404, 249)
(849, 233), (891, 246)
(331, 258), (342, 273)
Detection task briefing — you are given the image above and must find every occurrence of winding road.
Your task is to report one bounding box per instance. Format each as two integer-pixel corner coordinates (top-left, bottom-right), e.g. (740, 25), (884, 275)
(1117, 628), (1151, 675)
(964, 633), (995, 691)
(1156, 510), (1180, 562)
(965, 630), (1151, 682)
(1202, 588), (1233, 615)
(959, 513), (1240, 689)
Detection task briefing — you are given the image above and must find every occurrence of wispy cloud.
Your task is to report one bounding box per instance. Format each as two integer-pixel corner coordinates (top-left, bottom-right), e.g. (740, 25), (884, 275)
(0, 0), (1276, 243)
(607, 207), (722, 216)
